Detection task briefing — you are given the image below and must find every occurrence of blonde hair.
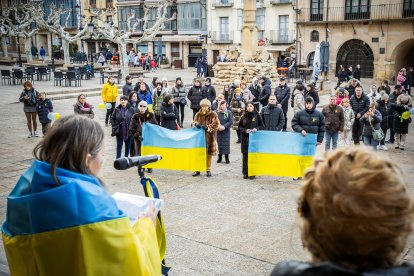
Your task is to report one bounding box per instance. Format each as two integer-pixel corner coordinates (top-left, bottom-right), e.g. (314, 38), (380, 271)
(298, 148), (414, 271)
(341, 98), (350, 105)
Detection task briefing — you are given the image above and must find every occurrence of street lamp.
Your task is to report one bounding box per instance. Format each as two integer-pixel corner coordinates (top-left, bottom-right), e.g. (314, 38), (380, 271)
(16, 24), (22, 67)
(48, 21), (55, 72)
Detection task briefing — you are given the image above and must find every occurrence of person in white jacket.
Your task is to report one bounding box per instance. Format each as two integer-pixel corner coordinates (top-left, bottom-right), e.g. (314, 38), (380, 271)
(292, 86), (305, 114)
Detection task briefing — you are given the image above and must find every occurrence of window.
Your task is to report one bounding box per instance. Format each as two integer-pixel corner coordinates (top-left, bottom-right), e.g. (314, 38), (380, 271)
(118, 7), (143, 31)
(307, 51), (315, 67)
(171, 43), (180, 58)
(278, 15), (289, 43)
(311, 30), (319, 42)
(256, 8), (265, 40)
(147, 8), (157, 28)
(89, 0), (96, 7)
(403, 0), (414, 18)
(177, 3), (207, 31)
(310, 0), (323, 21)
(220, 17), (229, 40)
(345, 0), (370, 20)
(237, 9), (244, 31)
(165, 6), (177, 31)
(136, 43), (148, 55)
(153, 42), (166, 58)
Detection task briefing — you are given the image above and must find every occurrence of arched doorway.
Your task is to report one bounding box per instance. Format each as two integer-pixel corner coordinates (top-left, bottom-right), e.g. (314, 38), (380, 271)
(336, 39), (374, 78)
(391, 38), (414, 76)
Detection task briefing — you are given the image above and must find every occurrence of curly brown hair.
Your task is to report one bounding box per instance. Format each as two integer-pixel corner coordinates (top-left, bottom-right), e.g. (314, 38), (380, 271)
(298, 148), (414, 272)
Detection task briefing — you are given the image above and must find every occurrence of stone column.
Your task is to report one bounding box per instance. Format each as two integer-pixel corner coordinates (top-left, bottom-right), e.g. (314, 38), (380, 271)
(240, 0), (258, 61)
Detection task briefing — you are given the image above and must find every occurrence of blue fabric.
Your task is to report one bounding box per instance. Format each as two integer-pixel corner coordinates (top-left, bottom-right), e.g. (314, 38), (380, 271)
(142, 123), (206, 149)
(363, 136), (379, 150)
(248, 131), (317, 156)
(4, 160), (124, 236)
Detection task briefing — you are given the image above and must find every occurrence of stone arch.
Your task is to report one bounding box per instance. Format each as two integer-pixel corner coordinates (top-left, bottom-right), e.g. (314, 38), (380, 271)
(307, 51), (315, 67)
(336, 39), (374, 78)
(389, 38), (414, 78)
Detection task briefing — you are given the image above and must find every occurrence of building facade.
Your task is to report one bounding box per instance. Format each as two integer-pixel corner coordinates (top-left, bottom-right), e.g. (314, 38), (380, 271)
(295, 0), (414, 81)
(206, 0), (296, 65)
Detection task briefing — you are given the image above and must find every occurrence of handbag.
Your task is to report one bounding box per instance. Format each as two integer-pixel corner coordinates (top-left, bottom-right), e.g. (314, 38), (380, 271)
(369, 118), (384, 142)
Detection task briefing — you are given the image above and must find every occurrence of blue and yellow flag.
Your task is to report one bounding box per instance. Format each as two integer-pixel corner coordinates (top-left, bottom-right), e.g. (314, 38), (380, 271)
(2, 160), (161, 276)
(248, 131), (317, 178)
(141, 123), (207, 171)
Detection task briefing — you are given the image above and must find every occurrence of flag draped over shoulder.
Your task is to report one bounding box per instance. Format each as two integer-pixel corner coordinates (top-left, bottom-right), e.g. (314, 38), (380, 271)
(141, 123), (207, 171)
(2, 160), (160, 276)
(248, 131), (317, 177)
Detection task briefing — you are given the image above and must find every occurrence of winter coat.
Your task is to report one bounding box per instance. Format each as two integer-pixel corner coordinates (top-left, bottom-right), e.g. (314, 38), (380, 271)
(350, 93), (370, 118)
(397, 73), (406, 91)
(110, 104), (134, 139)
(346, 84), (358, 98)
(216, 109), (233, 155)
(304, 90), (320, 107)
(188, 85), (204, 109)
(248, 84), (261, 104)
(275, 84), (291, 113)
(291, 99), (325, 143)
(376, 99), (388, 130)
(202, 85), (216, 103)
(230, 95), (245, 130)
(242, 88), (255, 103)
(101, 82), (118, 103)
(343, 106), (355, 131)
(238, 110), (263, 154)
(160, 102), (178, 130)
(134, 82), (151, 93)
(129, 101), (139, 114)
(37, 98), (53, 124)
(271, 261), (414, 276)
(360, 110), (382, 137)
(259, 78), (272, 106)
(19, 88), (39, 113)
(322, 104), (344, 133)
(153, 90), (168, 116)
(377, 85), (391, 95)
(353, 68), (361, 80)
(137, 90), (153, 105)
(388, 92), (401, 126)
(337, 70), (348, 83)
(130, 111), (158, 141)
(292, 89), (305, 114)
(193, 109), (220, 156)
(407, 70), (413, 86)
(171, 84), (187, 104)
(123, 83), (133, 96)
(336, 95), (349, 106)
(392, 104), (411, 134)
(260, 104), (285, 131)
(73, 101), (94, 119)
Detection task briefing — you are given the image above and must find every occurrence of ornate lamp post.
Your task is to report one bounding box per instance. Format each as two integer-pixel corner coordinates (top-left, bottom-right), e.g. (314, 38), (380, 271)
(48, 21), (55, 72)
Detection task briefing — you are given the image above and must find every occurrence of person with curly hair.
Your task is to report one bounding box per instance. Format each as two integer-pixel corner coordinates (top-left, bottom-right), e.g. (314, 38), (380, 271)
(272, 147), (414, 275)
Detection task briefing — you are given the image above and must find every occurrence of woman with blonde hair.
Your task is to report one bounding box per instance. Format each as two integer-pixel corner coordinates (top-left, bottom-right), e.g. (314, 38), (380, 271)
(272, 147), (414, 275)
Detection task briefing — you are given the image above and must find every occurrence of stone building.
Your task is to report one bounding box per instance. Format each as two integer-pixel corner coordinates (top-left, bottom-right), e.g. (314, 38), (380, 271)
(295, 0), (414, 81)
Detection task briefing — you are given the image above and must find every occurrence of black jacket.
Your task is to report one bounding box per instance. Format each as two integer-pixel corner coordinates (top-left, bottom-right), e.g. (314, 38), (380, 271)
(350, 93), (370, 118)
(260, 104), (285, 131)
(248, 84), (261, 104)
(275, 84), (291, 113)
(376, 99), (388, 129)
(271, 261), (414, 276)
(202, 85), (216, 103)
(160, 102), (178, 130)
(360, 110), (382, 137)
(187, 85), (204, 109)
(238, 110), (263, 154)
(259, 78), (272, 106)
(304, 90), (319, 107)
(37, 98), (53, 124)
(291, 99), (325, 143)
(123, 83), (133, 96)
(353, 68), (361, 80)
(111, 104), (134, 139)
(392, 104), (411, 134)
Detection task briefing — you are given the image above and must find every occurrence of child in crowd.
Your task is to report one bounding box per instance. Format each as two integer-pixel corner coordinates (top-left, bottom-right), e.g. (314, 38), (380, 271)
(340, 98), (354, 147)
(150, 59), (157, 72)
(37, 92), (53, 135)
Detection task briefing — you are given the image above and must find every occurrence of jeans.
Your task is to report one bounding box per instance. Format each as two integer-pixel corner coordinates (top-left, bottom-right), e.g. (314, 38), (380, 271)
(388, 124), (395, 143)
(325, 131), (339, 151)
(352, 120), (363, 144)
(363, 136), (379, 150)
(116, 136), (131, 159)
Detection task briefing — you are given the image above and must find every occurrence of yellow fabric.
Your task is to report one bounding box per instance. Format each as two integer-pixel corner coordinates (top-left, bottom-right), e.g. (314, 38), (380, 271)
(141, 146), (207, 172)
(3, 217), (160, 276)
(147, 104), (154, 113)
(248, 153), (314, 178)
(101, 82), (119, 103)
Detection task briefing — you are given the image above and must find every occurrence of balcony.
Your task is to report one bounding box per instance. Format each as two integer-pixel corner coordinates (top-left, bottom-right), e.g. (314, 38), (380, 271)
(211, 31), (234, 44)
(270, 0), (292, 5)
(212, 0), (233, 8)
(296, 3), (414, 23)
(269, 30), (295, 44)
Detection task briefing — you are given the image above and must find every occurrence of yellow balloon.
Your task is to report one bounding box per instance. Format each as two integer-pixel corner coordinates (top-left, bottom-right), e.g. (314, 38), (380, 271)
(98, 103), (105, 109)
(54, 113), (60, 120)
(402, 111), (410, 120)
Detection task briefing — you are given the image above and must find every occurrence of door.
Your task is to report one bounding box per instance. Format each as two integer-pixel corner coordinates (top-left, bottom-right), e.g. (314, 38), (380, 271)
(213, 50), (219, 64)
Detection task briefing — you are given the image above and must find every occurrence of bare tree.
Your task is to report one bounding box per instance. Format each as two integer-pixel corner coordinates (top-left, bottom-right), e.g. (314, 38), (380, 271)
(90, 0), (175, 78)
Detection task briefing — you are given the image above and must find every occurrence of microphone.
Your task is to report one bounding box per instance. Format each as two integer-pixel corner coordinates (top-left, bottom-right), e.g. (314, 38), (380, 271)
(114, 155), (162, 170)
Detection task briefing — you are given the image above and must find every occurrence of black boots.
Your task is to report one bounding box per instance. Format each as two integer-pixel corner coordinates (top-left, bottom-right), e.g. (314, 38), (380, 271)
(225, 154), (230, 164)
(192, 171), (200, 177)
(217, 155), (222, 163)
(206, 171), (212, 177)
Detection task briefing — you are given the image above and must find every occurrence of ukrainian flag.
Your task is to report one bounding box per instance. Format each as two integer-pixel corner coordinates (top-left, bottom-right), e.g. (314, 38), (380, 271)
(2, 160), (161, 276)
(248, 131), (317, 177)
(141, 123), (207, 171)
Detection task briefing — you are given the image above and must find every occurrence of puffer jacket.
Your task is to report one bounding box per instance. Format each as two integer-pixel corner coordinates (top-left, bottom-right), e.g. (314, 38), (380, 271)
(322, 104), (344, 132)
(137, 89), (153, 105)
(160, 102), (178, 130)
(259, 78), (272, 106)
(248, 82), (261, 104)
(188, 85), (203, 109)
(360, 109), (382, 137)
(37, 98), (53, 123)
(275, 84), (291, 113)
(260, 104), (285, 131)
(291, 98), (325, 143)
(238, 110), (263, 154)
(171, 84), (187, 103)
(153, 90), (167, 116)
(350, 93), (370, 118)
(101, 82), (118, 103)
(202, 85), (216, 103)
(292, 89), (305, 114)
(343, 106), (355, 131)
(230, 95), (245, 130)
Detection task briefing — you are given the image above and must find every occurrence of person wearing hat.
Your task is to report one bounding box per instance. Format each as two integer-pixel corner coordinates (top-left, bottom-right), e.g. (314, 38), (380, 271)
(171, 77), (187, 127)
(391, 94), (412, 150)
(259, 76), (272, 110)
(202, 78), (216, 103)
(275, 77), (291, 131)
(230, 87), (245, 143)
(188, 78), (204, 119)
(192, 99), (220, 177)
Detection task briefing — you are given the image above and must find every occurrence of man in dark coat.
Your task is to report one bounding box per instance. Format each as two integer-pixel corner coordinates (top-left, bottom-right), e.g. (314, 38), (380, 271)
(187, 79), (204, 119)
(353, 64), (361, 80)
(248, 77), (261, 112)
(259, 76), (271, 108)
(275, 77), (291, 131)
(350, 86), (370, 145)
(260, 95), (285, 131)
(202, 78), (216, 103)
(322, 95), (344, 151)
(386, 85), (402, 143)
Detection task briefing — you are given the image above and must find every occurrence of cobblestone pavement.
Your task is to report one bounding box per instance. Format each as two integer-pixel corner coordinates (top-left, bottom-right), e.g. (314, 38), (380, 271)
(0, 69), (413, 275)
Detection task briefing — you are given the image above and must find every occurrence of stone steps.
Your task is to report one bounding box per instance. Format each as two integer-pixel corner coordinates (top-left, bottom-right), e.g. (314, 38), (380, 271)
(49, 88), (122, 101)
